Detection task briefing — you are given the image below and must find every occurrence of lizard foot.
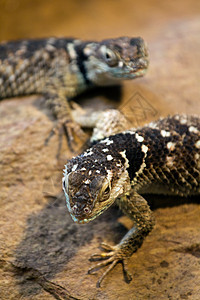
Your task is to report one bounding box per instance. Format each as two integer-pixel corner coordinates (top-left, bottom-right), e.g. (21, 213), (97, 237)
(45, 118), (87, 155)
(88, 242), (132, 287)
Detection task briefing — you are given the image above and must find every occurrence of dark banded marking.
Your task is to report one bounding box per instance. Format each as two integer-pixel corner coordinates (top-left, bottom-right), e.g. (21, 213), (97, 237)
(74, 43), (92, 86)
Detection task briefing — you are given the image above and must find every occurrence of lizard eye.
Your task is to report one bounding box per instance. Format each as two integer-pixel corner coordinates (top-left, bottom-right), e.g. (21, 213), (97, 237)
(99, 183), (111, 201)
(102, 48), (118, 67)
(104, 185), (110, 195)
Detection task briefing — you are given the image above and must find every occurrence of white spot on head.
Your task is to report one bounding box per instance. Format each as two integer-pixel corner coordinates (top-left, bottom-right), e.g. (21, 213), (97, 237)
(80, 167), (86, 171)
(106, 169), (113, 181)
(161, 130), (171, 137)
(106, 139), (113, 146)
(88, 170), (92, 175)
(72, 164), (78, 172)
(107, 155), (113, 161)
(83, 149), (93, 156)
(135, 133), (144, 142)
(100, 138), (113, 146)
(102, 148), (109, 152)
(189, 126), (198, 134)
(195, 140), (200, 149)
(96, 170), (100, 173)
(167, 142), (176, 151)
(84, 179), (91, 184)
(194, 153), (199, 161)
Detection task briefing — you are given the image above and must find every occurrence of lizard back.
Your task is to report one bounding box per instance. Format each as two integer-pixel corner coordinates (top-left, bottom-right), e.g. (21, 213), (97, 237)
(64, 114), (200, 224)
(0, 37), (77, 98)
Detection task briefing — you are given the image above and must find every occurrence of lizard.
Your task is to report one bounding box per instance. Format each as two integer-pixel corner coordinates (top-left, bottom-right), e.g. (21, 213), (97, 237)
(0, 36), (149, 145)
(62, 112), (200, 287)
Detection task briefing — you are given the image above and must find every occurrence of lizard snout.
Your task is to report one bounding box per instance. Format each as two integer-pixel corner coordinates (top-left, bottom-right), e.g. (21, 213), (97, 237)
(72, 202), (91, 217)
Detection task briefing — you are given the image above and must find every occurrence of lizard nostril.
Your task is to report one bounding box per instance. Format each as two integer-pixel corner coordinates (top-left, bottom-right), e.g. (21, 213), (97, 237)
(72, 204), (90, 215)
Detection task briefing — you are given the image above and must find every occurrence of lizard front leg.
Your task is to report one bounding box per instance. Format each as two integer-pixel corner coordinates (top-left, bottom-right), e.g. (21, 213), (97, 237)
(45, 92), (87, 151)
(88, 191), (155, 287)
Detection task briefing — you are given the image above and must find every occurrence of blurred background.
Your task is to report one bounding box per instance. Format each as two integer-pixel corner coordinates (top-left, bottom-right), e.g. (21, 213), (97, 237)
(0, 0), (200, 42)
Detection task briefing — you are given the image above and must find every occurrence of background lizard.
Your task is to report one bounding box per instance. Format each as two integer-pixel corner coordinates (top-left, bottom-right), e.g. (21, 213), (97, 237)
(62, 113), (200, 287)
(0, 36), (148, 145)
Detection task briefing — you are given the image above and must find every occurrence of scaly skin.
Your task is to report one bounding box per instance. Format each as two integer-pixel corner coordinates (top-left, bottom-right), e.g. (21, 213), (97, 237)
(62, 114), (200, 287)
(0, 37), (149, 145)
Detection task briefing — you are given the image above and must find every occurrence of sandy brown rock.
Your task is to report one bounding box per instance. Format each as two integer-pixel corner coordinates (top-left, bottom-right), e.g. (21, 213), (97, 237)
(0, 5), (200, 300)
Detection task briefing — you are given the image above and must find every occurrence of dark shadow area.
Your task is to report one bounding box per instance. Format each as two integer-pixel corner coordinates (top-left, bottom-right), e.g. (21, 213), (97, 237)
(32, 85), (123, 122)
(175, 243), (200, 258)
(13, 190), (199, 297)
(14, 195), (125, 298)
(72, 84), (122, 109)
(146, 194), (200, 210)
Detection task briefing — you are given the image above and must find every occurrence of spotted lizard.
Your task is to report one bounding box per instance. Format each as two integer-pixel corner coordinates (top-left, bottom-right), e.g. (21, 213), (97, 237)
(62, 112), (200, 287)
(0, 36), (148, 145)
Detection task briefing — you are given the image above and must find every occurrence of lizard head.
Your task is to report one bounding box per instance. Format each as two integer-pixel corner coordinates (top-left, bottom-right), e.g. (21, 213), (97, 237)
(82, 36), (149, 85)
(62, 141), (131, 224)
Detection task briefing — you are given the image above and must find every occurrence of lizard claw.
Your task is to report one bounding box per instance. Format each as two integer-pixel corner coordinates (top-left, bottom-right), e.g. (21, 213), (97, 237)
(63, 119), (87, 144)
(45, 118), (87, 156)
(122, 259), (132, 283)
(88, 243), (132, 287)
(100, 242), (115, 251)
(89, 250), (115, 261)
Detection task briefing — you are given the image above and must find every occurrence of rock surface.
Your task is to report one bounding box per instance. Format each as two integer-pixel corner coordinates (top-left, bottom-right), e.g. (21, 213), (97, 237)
(0, 2), (200, 299)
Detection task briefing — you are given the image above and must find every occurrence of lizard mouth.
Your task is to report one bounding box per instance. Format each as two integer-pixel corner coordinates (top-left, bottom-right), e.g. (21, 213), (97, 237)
(70, 213), (95, 224)
(132, 68), (147, 76)
(114, 68), (147, 79)
(70, 201), (112, 224)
